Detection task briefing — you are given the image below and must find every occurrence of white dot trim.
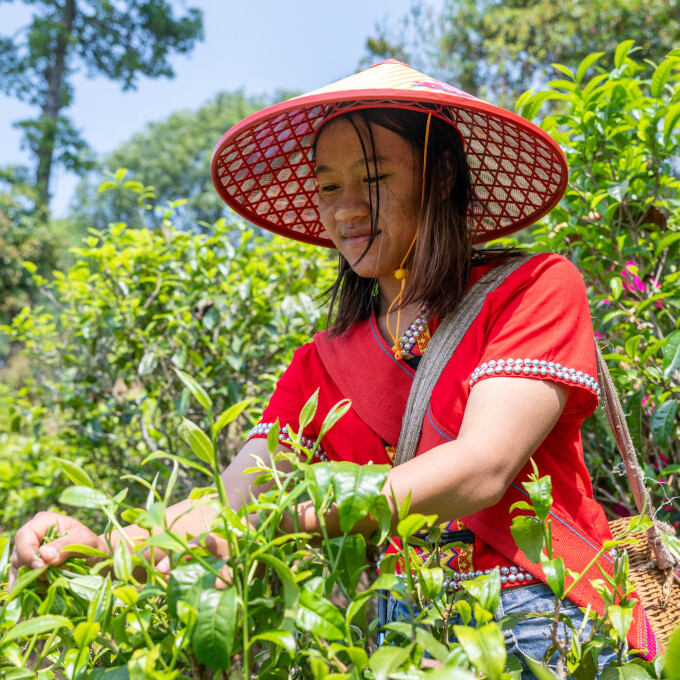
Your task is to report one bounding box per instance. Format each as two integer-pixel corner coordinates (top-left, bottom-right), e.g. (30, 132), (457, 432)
(246, 421), (328, 461)
(469, 358), (600, 397)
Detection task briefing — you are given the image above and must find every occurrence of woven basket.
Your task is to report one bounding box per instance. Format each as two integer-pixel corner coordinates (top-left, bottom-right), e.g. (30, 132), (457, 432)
(608, 517), (680, 645)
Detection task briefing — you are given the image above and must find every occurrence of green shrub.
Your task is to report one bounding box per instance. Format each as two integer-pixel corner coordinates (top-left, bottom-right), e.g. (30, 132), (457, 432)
(1, 391), (677, 678)
(506, 43), (680, 523)
(0, 198), (335, 531)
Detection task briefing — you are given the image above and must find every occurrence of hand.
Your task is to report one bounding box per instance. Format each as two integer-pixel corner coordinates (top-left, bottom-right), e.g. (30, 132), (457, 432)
(157, 532), (232, 588)
(10, 511), (107, 588)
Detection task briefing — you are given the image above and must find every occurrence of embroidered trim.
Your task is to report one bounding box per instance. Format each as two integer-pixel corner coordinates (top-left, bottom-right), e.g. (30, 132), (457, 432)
(469, 358), (600, 396)
(378, 553), (534, 590)
(247, 422), (328, 461)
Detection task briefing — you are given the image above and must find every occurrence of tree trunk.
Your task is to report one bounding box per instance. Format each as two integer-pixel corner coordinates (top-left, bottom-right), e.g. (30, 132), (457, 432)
(36, 0), (76, 210)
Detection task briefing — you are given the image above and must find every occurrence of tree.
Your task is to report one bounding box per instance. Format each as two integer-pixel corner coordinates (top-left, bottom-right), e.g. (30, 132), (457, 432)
(0, 0), (203, 209)
(0, 167), (57, 329)
(365, 0), (680, 105)
(69, 90), (272, 233)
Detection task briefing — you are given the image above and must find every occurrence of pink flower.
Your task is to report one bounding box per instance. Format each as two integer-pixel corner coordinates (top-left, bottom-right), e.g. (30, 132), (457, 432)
(595, 331), (603, 339)
(621, 260), (646, 293)
(651, 277), (664, 309)
(642, 396), (650, 407)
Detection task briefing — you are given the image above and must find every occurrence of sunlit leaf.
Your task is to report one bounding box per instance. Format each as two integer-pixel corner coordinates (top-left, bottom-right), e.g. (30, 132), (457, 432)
(510, 515), (544, 563)
(454, 622), (506, 678)
(330, 461), (390, 533)
(59, 486), (110, 508)
(296, 590), (344, 641)
(1, 615), (73, 643)
(541, 555), (565, 599)
(212, 398), (253, 437)
(178, 418), (214, 464)
(54, 458), (94, 488)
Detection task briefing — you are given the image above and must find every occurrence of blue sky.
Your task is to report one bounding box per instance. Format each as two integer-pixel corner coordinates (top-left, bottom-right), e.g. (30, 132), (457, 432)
(1, 0), (441, 216)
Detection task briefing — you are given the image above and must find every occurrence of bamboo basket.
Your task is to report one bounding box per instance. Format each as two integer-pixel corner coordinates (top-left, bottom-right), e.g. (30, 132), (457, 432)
(597, 344), (680, 645)
(608, 517), (680, 645)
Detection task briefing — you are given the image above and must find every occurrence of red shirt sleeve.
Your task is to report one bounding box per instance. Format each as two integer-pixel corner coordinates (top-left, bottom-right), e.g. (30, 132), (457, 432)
(246, 342), (328, 460)
(469, 254), (600, 419)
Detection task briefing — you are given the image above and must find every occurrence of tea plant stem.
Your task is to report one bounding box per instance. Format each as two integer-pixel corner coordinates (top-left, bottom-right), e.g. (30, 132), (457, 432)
(550, 596), (567, 679)
(35, 628), (60, 667)
(21, 632), (39, 669)
(72, 643), (87, 679)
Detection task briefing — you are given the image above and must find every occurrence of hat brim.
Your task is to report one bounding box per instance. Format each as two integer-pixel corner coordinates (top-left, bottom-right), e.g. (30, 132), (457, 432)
(211, 69), (567, 247)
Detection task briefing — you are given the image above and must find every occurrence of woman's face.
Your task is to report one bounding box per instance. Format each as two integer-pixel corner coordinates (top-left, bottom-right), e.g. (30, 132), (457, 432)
(315, 116), (421, 281)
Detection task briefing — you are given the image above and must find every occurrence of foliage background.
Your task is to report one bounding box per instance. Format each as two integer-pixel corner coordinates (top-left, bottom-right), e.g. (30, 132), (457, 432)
(0, 0), (679, 675)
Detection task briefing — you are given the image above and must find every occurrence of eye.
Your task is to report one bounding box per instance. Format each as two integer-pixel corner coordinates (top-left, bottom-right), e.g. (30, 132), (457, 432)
(364, 174), (387, 185)
(319, 183), (340, 194)
(364, 175), (387, 188)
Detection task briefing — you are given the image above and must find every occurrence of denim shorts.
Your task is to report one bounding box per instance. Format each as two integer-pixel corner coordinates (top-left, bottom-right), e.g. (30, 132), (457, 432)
(385, 582), (618, 678)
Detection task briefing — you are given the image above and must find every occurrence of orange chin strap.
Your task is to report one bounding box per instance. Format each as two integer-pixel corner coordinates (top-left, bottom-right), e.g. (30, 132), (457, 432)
(386, 113), (432, 360)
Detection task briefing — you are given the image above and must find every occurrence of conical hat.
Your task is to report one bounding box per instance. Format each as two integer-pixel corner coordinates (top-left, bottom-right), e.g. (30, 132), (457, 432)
(211, 60), (567, 246)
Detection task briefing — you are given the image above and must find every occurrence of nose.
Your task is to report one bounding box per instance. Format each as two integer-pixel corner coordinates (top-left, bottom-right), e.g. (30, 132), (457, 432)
(334, 185), (371, 223)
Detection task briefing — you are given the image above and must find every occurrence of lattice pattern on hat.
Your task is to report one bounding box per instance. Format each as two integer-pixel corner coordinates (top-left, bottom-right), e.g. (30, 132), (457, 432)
(213, 97), (566, 247)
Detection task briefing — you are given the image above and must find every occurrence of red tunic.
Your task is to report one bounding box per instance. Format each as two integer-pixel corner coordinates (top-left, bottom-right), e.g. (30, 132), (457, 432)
(247, 253), (656, 658)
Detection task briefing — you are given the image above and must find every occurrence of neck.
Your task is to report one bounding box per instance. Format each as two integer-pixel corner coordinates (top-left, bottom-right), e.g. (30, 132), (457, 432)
(376, 273), (403, 307)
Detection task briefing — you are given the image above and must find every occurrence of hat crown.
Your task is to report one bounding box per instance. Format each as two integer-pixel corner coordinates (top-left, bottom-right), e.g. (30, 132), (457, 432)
(298, 60), (482, 106)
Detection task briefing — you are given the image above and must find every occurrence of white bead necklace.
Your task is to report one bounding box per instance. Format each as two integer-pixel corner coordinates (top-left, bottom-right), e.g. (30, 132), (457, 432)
(397, 302), (429, 354)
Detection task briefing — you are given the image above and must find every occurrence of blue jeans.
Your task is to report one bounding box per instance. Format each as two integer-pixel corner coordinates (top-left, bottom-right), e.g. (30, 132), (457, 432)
(385, 582), (618, 678)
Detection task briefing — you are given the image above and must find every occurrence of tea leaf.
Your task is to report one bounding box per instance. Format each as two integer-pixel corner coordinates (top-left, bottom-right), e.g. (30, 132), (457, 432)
(54, 458), (94, 488)
(510, 515), (545, 563)
(113, 585), (139, 606)
(1, 615), (73, 643)
(113, 541), (133, 583)
(522, 474), (553, 520)
(541, 556), (565, 599)
(167, 559), (221, 618)
(296, 590), (345, 641)
(650, 399), (678, 446)
(367, 644), (411, 680)
(299, 388), (319, 429)
(454, 622), (506, 678)
(663, 331), (680, 379)
(330, 461), (390, 533)
(212, 399), (253, 437)
(74, 621), (100, 648)
(249, 629), (296, 655)
(460, 568), (500, 613)
(174, 368), (212, 411)
(59, 486), (110, 508)
(179, 418), (214, 464)
(191, 587), (238, 670)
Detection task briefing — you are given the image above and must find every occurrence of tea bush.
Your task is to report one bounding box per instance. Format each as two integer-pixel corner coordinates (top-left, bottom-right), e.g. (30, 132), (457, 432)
(505, 43), (680, 523)
(0, 183), (336, 530)
(1, 389), (678, 678)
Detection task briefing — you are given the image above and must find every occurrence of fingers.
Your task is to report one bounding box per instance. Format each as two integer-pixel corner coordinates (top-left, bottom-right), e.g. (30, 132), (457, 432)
(215, 562), (232, 590)
(157, 555), (171, 575)
(10, 512), (105, 592)
(11, 511), (57, 571)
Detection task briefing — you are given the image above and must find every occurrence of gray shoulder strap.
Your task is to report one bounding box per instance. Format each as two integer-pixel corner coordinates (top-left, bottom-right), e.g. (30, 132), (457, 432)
(393, 254), (536, 467)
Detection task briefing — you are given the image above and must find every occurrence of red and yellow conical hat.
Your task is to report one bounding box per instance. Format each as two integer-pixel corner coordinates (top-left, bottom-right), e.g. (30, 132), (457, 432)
(211, 60), (567, 246)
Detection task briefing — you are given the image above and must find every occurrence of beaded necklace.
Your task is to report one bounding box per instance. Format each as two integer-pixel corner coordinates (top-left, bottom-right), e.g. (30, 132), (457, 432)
(396, 302), (429, 357)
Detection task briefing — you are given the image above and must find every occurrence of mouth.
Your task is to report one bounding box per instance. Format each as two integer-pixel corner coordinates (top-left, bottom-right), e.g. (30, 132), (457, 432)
(342, 230), (379, 247)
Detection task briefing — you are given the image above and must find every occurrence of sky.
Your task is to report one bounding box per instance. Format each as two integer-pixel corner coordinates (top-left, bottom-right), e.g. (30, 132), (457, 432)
(1, 0), (441, 216)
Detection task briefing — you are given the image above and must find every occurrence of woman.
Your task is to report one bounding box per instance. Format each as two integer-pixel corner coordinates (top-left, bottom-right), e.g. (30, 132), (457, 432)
(10, 60), (656, 671)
